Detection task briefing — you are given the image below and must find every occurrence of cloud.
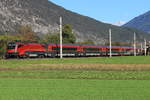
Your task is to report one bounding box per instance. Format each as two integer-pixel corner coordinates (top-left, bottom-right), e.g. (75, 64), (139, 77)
(113, 21), (126, 26)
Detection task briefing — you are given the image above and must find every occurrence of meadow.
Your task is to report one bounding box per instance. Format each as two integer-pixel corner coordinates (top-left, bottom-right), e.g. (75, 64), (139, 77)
(1, 56), (150, 67)
(1, 56), (150, 100)
(0, 79), (150, 100)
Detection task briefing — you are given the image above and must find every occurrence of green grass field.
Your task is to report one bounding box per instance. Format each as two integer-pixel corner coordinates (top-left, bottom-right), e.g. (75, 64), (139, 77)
(1, 79), (150, 100)
(1, 56), (150, 100)
(1, 56), (150, 68)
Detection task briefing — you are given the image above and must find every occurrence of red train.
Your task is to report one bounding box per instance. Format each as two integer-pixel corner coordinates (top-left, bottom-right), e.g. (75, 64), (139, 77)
(5, 41), (142, 58)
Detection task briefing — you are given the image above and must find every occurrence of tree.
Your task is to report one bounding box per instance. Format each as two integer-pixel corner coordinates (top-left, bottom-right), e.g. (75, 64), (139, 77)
(44, 33), (60, 43)
(78, 39), (95, 45)
(17, 25), (38, 42)
(62, 24), (76, 43)
(0, 35), (21, 58)
(105, 42), (132, 46)
(0, 39), (7, 58)
(43, 24), (76, 44)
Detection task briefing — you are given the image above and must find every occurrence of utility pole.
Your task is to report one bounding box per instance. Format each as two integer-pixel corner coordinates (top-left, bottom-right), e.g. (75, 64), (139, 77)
(109, 29), (112, 58)
(141, 43), (143, 54)
(59, 17), (63, 59)
(134, 32), (136, 56)
(144, 39), (147, 56)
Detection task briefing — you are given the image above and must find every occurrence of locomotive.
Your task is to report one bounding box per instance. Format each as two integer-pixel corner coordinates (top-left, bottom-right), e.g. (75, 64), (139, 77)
(5, 41), (142, 58)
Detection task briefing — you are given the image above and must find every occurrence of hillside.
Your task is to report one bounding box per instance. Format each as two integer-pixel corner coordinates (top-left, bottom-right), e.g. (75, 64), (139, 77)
(0, 0), (150, 43)
(123, 11), (150, 34)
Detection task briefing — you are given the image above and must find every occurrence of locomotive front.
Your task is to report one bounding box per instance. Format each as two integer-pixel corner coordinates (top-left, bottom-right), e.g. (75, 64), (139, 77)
(5, 42), (19, 58)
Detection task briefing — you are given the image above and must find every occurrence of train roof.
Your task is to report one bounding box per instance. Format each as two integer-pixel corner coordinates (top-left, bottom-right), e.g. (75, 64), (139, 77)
(48, 43), (141, 49)
(12, 42), (141, 49)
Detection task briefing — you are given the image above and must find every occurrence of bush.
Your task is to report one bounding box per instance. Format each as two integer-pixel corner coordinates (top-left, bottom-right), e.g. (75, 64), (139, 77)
(0, 39), (7, 59)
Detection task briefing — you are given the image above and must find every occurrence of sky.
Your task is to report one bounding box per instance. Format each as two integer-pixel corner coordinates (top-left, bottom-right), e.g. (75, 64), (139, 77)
(49, 0), (150, 26)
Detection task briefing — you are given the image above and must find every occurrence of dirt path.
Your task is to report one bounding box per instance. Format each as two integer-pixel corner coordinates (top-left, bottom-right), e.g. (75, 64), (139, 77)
(1, 64), (150, 71)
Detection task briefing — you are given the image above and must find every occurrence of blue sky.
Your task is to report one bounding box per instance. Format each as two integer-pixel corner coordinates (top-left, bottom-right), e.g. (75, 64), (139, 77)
(49, 0), (150, 25)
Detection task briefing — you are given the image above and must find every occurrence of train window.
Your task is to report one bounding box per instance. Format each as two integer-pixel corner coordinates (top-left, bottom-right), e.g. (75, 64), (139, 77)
(7, 43), (16, 49)
(107, 49), (119, 52)
(83, 48), (100, 51)
(112, 49), (119, 52)
(42, 44), (48, 49)
(124, 49), (131, 52)
(52, 47), (59, 51)
(18, 45), (23, 48)
(63, 48), (77, 51)
(52, 47), (77, 51)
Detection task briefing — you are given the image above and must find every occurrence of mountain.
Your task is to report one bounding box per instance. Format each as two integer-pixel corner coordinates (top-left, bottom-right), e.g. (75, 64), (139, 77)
(123, 11), (150, 33)
(0, 0), (150, 43)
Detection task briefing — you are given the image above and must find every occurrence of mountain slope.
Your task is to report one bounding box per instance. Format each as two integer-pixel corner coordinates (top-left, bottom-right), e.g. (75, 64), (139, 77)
(0, 0), (150, 43)
(123, 11), (150, 33)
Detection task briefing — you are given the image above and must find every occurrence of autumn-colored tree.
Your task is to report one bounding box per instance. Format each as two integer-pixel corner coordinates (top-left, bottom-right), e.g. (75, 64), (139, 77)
(105, 42), (132, 46)
(17, 25), (38, 42)
(78, 39), (95, 45)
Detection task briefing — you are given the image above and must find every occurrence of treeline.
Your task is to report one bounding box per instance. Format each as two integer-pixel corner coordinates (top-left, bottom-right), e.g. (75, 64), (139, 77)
(44, 24), (76, 44)
(0, 24), (96, 46)
(0, 24), (77, 58)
